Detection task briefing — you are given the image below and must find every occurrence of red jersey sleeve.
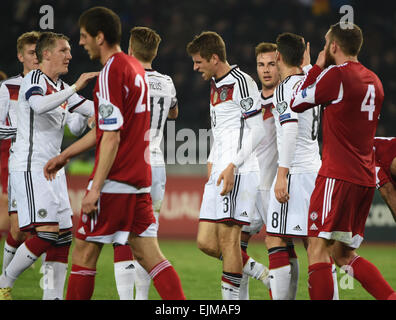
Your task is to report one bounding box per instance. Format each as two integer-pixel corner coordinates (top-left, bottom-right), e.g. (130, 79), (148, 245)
(291, 64), (343, 113)
(97, 56), (125, 131)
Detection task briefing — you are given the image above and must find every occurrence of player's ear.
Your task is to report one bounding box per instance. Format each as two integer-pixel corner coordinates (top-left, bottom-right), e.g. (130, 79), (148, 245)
(210, 53), (219, 65)
(17, 52), (24, 64)
(96, 31), (105, 46)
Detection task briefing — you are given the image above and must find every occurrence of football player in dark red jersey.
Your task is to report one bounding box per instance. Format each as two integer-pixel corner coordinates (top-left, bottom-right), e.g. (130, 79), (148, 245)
(291, 22), (396, 300)
(44, 6), (185, 300)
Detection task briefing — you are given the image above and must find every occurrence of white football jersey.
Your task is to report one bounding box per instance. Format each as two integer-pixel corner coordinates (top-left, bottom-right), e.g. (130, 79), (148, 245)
(272, 74), (321, 174)
(0, 74), (23, 128)
(10, 69), (94, 172)
(146, 69), (177, 166)
(209, 66), (261, 174)
(256, 93), (278, 190)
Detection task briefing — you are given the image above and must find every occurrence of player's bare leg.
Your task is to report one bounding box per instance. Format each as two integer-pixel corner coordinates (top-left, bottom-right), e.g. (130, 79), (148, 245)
(129, 234), (185, 300)
(197, 221), (221, 258)
(217, 222), (242, 300)
(265, 235), (291, 299)
(332, 241), (396, 300)
(66, 238), (103, 300)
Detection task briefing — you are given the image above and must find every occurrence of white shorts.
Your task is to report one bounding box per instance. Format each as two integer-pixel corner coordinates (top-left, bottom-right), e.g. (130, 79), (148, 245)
(199, 171), (259, 226)
(7, 174), (17, 213)
(242, 189), (270, 235)
(9, 171), (73, 232)
(266, 171), (317, 237)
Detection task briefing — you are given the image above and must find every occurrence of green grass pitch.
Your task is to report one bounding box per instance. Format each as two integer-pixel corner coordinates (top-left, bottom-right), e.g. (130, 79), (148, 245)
(1, 238), (395, 300)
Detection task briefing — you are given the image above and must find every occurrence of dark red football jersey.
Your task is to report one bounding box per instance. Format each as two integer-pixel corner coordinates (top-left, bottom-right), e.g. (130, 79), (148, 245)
(90, 52), (151, 189)
(291, 62), (384, 187)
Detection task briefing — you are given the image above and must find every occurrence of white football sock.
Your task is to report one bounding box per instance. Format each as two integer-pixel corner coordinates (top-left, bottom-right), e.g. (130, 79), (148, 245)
(268, 265), (291, 300)
(243, 257), (268, 280)
(332, 263), (339, 300)
(0, 243), (38, 288)
(239, 273), (249, 300)
(221, 281), (240, 300)
(2, 242), (17, 273)
(114, 260), (135, 300)
(288, 257), (299, 299)
(42, 261), (67, 300)
(134, 260), (151, 300)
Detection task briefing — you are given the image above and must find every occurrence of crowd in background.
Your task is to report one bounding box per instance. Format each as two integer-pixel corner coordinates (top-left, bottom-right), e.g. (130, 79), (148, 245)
(1, 0), (395, 162)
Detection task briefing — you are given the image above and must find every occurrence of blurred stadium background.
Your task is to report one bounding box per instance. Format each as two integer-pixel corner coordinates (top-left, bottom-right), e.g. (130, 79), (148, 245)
(0, 0), (395, 244)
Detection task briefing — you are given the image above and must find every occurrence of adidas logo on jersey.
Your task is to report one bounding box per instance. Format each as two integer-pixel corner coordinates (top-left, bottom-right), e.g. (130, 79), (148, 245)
(240, 211), (248, 217)
(293, 225), (302, 231)
(78, 226), (86, 235)
(310, 223), (318, 231)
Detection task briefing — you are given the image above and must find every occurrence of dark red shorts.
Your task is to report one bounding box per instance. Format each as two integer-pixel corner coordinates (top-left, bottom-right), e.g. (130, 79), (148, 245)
(75, 192), (155, 244)
(308, 175), (374, 248)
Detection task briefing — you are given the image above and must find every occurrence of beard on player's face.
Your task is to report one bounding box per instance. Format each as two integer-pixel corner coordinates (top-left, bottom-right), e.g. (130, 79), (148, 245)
(324, 45), (336, 68)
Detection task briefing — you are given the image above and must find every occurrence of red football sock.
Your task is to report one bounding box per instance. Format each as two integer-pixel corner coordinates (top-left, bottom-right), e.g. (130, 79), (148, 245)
(268, 247), (290, 269)
(66, 264), (96, 300)
(150, 260), (185, 300)
(349, 256), (395, 300)
(6, 232), (23, 248)
(113, 244), (134, 263)
(241, 248), (250, 266)
(308, 262), (334, 300)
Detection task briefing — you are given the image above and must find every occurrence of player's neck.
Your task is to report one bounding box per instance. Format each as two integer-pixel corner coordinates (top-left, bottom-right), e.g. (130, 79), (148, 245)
(261, 86), (275, 98)
(22, 67), (31, 76)
(336, 54), (358, 65)
(214, 62), (231, 80)
(40, 64), (59, 83)
(279, 65), (302, 81)
(139, 61), (152, 69)
(100, 44), (122, 65)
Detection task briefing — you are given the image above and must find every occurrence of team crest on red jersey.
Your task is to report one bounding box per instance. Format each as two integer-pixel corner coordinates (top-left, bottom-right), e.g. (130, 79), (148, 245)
(210, 82), (234, 106)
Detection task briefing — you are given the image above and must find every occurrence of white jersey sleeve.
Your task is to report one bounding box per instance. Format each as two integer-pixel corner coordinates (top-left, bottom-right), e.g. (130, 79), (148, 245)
(66, 112), (88, 136)
(0, 82), (10, 125)
(26, 70), (75, 115)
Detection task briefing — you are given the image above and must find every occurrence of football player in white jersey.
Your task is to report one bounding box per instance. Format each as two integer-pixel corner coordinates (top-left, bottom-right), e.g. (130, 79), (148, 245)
(0, 33), (91, 295)
(0, 32), (97, 300)
(127, 26), (179, 300)
(187, 31), (265, 300)
(237, 42), (280, 299)
(265, 33), (338, 300)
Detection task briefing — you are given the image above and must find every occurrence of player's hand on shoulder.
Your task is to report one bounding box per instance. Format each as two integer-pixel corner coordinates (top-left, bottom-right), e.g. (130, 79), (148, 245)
(74, 72), (99, 92)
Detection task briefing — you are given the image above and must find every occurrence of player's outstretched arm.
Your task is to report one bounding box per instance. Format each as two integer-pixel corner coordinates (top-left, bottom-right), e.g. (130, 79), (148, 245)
(43, 127), (96, 180)
(29, 72), (98, 115)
